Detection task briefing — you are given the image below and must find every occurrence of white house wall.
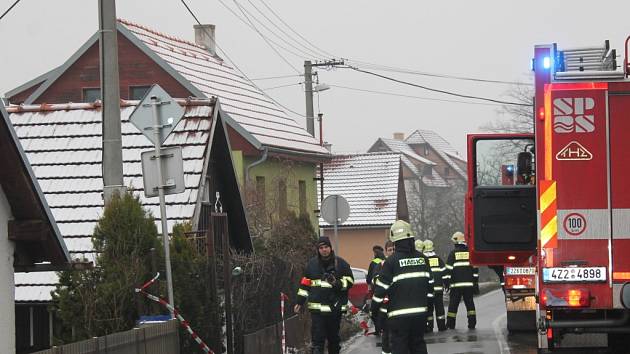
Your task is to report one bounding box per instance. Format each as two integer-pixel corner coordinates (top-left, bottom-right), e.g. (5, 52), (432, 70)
(0, 185), (16, 353)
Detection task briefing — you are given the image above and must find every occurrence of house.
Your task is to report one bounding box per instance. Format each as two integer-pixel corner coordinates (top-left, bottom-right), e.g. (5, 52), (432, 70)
(319, 152), (409, 267)
(0, 102), (70, 353)
(6, 97), (249, 352)
(6, 19), (330, 233)
(404, 130), (467, 182)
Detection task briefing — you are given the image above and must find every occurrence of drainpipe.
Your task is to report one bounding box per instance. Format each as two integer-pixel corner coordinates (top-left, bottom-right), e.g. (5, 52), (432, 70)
(245, 147), (269, 185)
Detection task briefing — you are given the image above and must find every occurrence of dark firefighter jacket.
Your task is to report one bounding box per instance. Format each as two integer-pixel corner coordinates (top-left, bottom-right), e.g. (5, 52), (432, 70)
(371, 240), (434, 319)
(296, 254), (354, 314)
(367, 251), (385, 286)
(371, 259), (389, 316)
(444, 243), (479, 288)
(423, 250), (446, 293)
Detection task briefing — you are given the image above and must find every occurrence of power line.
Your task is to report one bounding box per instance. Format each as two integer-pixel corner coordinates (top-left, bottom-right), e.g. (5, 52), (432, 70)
(229, 0), (319, 59)
(230, 0), (300, 73)
(251, 74), (301, 81)
(256, 0), (335, 59)
(180, 0), (306, 118)
(261, 82), (302, 91)
(252, 1), (532, 87)
(328, 84), (504, 106)
(0, 0), (22, 21)
(215, 0), (308, 60)
(244, 0), (325, 60)
(346, 59), (533, 86)
(347, 66), (532, 107)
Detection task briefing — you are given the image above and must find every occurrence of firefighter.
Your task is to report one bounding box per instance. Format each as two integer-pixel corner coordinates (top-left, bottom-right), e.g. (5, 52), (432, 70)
(367, 245), (386, 333)
(367, 245), (386, 288)
(423, 239), (447, 332)
(414, 239), (425, 254)
(371, 220), (433, 354)
(294, 236), (354, 354)
(445, 231), (479, 330)
(372, 257), (391, 354)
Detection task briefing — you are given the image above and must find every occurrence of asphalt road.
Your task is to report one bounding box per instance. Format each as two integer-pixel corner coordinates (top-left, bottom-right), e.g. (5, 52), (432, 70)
(344, 289), (538, 354)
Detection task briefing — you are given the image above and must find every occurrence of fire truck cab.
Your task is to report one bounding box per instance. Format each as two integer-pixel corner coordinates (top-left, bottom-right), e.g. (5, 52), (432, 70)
(467, 39), (630, 352)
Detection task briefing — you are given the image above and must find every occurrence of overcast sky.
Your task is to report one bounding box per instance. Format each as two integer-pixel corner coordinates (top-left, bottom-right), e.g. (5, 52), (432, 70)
(2, 0), (630, 155)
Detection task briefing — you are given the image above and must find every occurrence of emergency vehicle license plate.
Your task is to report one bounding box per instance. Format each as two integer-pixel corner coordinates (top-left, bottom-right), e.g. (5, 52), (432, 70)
(542, 267), (606, 283)
(505, 267), (535, 275)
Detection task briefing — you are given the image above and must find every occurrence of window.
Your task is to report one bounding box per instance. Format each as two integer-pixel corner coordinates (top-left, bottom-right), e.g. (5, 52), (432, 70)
(423, 145), (429, 156)
(422, 165), (432, 177)
(299, 180), (307, 216)
(129, 86), (151, 100)
(278, 179), (287, 214)
(256, 176), (265, 206)
(444, 166), (451, 176)
(474, 138), (535, 186)
(82, 88), (101, 102)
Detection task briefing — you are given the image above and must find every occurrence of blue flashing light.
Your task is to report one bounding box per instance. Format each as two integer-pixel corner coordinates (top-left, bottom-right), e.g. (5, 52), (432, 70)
(543, 56), (551, 69)
(506, 165), (514, 173)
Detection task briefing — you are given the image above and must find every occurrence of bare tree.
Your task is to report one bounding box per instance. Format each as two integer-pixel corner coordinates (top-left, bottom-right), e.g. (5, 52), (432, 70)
(406, 179), (465, 259)
(480, 84), (534, 134)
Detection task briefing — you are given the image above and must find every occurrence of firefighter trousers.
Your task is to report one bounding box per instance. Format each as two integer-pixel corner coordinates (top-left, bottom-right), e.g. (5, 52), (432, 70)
(446, 287), (476, 329)
(310, 312), (341, 354)
(388, 316), (428, 354)
(378, 313), (391, 354)
(427, 291), (446, 331)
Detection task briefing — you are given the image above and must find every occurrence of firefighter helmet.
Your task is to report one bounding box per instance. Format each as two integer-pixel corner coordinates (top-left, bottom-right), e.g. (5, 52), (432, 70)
(389, 220), (414, 242)
(451, 231), (465, 244)
(423, 239), (434, 252)
(415, 239), (425, 252)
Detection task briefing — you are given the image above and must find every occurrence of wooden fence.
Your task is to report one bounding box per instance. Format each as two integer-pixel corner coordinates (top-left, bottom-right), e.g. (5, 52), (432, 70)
(243, 315), (307, 354)
(31, 320), (179, 354)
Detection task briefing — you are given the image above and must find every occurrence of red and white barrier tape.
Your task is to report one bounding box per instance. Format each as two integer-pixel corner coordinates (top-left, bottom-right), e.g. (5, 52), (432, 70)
(280, 292), (288, 354)
(135, 273), (214, 354)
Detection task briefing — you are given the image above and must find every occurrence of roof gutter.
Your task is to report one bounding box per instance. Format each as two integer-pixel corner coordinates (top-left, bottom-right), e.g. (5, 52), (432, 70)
(266, 145), (331, 161)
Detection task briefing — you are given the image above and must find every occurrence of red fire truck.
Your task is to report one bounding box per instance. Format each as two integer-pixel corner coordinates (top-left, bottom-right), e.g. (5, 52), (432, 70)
(466, 40), (630, 352)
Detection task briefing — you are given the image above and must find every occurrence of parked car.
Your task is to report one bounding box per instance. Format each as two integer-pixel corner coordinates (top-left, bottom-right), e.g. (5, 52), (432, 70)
(348, 267), (370, 308)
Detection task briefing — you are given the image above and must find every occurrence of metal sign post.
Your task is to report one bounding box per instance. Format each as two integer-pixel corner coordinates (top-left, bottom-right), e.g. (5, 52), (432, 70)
(130, 84), (185, 319)
(149, 96), (175, 317)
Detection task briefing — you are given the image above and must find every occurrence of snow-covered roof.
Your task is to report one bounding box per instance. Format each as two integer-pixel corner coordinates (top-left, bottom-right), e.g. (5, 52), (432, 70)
(117, 19), (327, 156)
(369, 138), (448, 188)
(319, 152), (403, 227)
(1, 102), (70, 268)
(8, 99), (217, 302)
(405, 130), (466, 178)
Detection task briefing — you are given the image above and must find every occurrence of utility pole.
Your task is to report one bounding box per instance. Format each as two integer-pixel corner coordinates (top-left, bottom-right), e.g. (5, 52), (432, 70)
(303, 60), (344, 137)
(99, 0), (126, 203)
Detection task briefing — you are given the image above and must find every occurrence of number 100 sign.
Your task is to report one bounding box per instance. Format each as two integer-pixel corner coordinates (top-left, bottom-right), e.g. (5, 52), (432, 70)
(563, 213), (586, 236)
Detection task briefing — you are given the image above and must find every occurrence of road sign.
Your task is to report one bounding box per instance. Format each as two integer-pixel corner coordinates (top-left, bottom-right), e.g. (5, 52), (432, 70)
(563, 212), (587, 236)
(129, 84), (184, 146)
(141, 147), (185, 198)
(321, 195), (350, 225)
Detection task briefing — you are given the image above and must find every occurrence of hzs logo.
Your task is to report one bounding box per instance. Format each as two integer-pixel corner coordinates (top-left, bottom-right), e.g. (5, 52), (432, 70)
(553, 97), (595, 133)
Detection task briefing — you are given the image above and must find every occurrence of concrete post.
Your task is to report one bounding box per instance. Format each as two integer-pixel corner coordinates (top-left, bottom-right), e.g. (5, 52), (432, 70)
(99, 0), (126, 202)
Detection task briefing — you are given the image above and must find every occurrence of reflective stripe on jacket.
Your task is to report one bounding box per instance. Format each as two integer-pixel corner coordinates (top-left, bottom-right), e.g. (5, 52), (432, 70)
(445, 244), (478, 288)
(372, 244), (434, 319)
(296, 255), (353, 314)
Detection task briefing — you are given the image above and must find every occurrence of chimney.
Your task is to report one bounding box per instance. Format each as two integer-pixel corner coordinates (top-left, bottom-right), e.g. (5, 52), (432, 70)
(194, 24), (216, 56)
(393, 132), (405, 141)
